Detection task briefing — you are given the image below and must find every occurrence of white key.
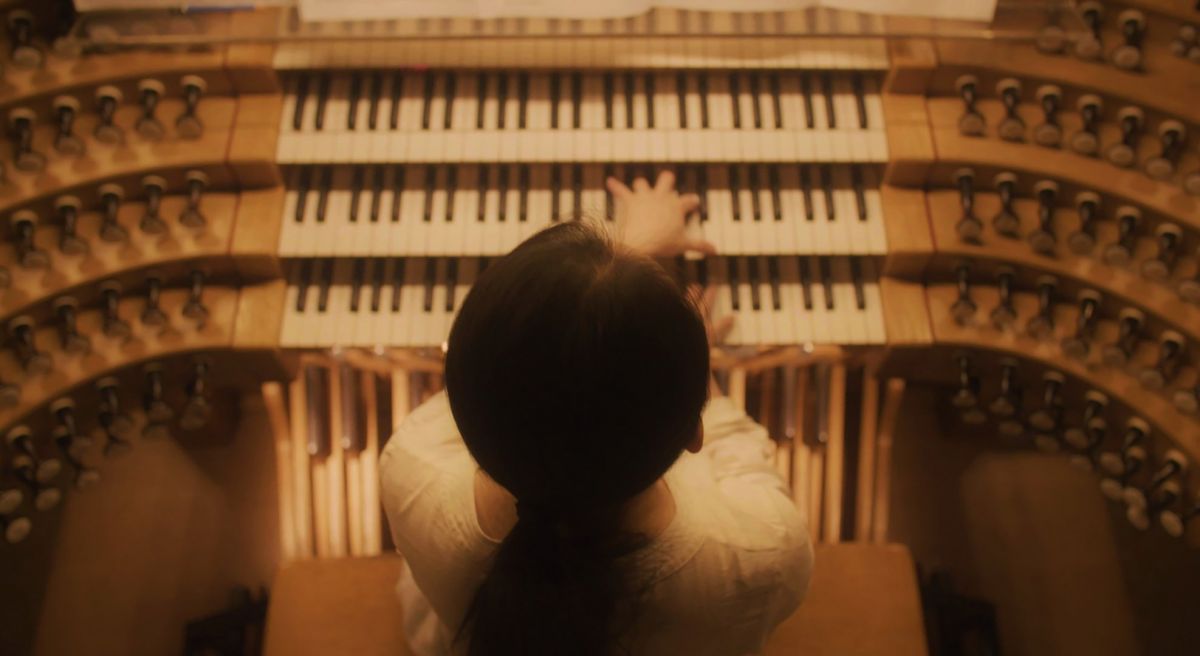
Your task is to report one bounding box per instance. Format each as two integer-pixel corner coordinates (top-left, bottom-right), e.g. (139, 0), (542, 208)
(778, 256), (809, 344)
(393, 257), (424, 347)
(524, 164), (551, 243)
(398, 165), (428, 255)
(859, 258), (886, 343)
(777, 165), (809, 255)
(365, 258), (393, 347)
(319, 259), (351, 347)
(806, 256), (832, 344)
(830, 257), (867, 344)
(708, 165), (737, 253)
(280, 168), (305, 255)
(481, 165), (504, 253)
(348, 258), (373, 347)
(425, 166), (451, 256)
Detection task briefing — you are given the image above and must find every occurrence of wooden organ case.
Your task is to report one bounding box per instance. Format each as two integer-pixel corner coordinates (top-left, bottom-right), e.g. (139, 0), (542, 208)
(1, 1), (1199, 654)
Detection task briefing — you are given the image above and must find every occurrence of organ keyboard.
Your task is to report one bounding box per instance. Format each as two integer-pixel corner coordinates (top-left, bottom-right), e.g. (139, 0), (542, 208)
(277, 163), (888, 257)
(5, 3), (1200, 650)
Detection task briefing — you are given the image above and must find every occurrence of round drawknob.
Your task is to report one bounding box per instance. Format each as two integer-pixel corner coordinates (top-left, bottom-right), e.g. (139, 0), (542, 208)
(34, 488), (61, 512)
(3, 516), (32, 544)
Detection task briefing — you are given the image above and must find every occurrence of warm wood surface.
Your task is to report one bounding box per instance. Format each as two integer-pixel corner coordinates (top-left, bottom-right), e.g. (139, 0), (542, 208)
(261, 544), (926, 656)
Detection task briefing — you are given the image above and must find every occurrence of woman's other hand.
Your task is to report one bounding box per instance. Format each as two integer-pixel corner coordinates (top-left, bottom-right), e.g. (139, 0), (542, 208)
(607, 170), (716, 258)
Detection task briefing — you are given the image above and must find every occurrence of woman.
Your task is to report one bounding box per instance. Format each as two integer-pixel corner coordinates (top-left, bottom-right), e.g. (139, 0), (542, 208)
(380, 172), (813, 655)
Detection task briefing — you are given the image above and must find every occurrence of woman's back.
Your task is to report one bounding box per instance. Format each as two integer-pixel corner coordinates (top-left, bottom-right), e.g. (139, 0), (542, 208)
(381, 392), (813, 655)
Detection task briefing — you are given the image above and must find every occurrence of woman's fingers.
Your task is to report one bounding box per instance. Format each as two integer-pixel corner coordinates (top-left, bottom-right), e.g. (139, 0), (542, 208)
(679, 193), (701, 214)
(684, 239), (718, 256)
(605, 176), (632, 199)
(711, 315), (736, 344)
(654, 169), (676, 192)
(632, 176), (651, 192)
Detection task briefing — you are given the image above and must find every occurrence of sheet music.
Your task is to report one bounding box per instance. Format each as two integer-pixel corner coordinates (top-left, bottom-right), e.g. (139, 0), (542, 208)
(297, 0), (997, 22)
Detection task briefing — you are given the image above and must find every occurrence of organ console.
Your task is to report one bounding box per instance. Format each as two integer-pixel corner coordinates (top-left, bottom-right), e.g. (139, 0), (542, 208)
(2, 1), (1199, 654)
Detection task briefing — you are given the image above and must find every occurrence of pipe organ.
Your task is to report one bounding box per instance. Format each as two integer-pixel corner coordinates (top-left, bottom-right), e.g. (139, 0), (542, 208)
(2, 0), (1200, 651)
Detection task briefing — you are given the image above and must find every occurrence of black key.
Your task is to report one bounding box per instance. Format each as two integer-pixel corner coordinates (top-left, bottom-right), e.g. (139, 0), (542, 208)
(295, 167), (312, 223)
(730, 73), (742, 128)
(645, 73), (655, 128)
(317, 259), (333, 312)
(316, 167), (332, 223)
(296, 259), (313, 312)
(677, 72), (688, 128)
(497, 74), (509, 129)
(729, 166), (742, 222)
(348, 73), (362, 130)
(476, 74), (487, 129)
(478, 256), (490, 274)
(799, 257), (813, 310)
(315, 74), (331, 130)
(390, 257), (406, 312)
(441, 71), (453, 130)
(550, 74), (561, 129)
(445, 259), (458, 312)
(729, 258), (742, 311)
(572, 164), (583, 218)
(850, 258), (865, 310)
(600, 72), (619, 127)
(749, 166), (762, 221)
(853, 74), (868, 129)
(293, 74), (310, 131)
(370, 260), (384, 312)
(368, 72), (382, 130)
(820, 165), (834, 221)
(571, 72), (582, 130)
(445, 167), (457, 222)
(852, 166), (866, 222)
(748, 257), (762, 310)
(821, 73), (835, 129)
(422, 166), (436, 222)
(551, 166), (562, 222)
(699, 74), (710, 128)
(498, 166), (510, 222)
(350, 258), (365, 312)
(604, 164), (614, 220)
(389, 72), (403, 130)
(769, 73), (783, 129)
(819, 257), (833, 310)
(624, 72), (635, 128)
(697, 166), (708, 222)
(421, 73), (435, 129)
(350, 167), (364, 223)
(696, 258), (709, 287)
(370, 166), (383, 222)
(800, 166), (814, 221)
(800, 74), (814, 129)
(767, 257), (782, 310)
(423, 260), (437, 312)
(769, 166), (782, 222)
(436, 71), (453, 129)
(477, 166), (488, 223)
(517, 73), (529, 129)
(519, 165), (529, 222)
(391, 165), (405, 223)
(749, 74), (762, 129)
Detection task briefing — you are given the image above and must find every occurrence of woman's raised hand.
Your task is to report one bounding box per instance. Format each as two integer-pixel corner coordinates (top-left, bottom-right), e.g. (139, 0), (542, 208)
(607, 170), (716, 258)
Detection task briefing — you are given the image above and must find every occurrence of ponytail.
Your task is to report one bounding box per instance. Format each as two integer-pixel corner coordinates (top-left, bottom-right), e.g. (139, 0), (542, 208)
(444, 222), (710, 655)
(458, 501), (645, 655)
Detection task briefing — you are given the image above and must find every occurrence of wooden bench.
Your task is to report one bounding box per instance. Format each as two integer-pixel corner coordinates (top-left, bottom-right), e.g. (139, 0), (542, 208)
(263, 544), (928, 656)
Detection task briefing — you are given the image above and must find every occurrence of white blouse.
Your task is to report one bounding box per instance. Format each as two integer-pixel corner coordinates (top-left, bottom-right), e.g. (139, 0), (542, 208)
(380, 391), (813, 655)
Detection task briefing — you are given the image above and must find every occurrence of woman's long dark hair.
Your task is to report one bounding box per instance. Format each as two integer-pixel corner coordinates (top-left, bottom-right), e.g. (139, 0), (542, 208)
(444, 222), (710, 655)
